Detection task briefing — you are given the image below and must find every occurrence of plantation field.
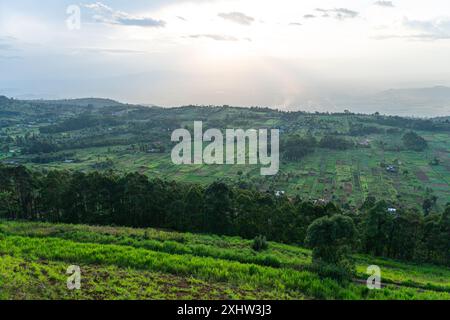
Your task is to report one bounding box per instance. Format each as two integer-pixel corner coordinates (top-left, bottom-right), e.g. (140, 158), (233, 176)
(24, 129), (450, 210)
(0, 220), (449, 300)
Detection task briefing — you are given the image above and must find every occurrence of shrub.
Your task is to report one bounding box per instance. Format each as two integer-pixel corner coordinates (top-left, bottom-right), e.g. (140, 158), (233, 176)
(252, 235), (268, 251)
(308, 258), (355, 283)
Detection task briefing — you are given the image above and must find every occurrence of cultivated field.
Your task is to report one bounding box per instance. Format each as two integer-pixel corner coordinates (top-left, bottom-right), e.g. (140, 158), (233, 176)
(22, 129), (449, 210)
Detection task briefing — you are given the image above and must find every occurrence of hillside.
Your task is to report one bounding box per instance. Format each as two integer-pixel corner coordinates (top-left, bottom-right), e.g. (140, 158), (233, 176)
(23, 97), (124, 106)
(0, 220), (449, 300)
(1, 96), (449, 212)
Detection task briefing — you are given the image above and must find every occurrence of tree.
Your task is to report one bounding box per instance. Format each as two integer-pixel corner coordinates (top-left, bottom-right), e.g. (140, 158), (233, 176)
(361, 201), (394, 256)
(0, 191), (19, 219)
(204, 181), (234, 235)
(402, 131), (428, 151)
(422, 214), (443, 264)
(38, 170), (70, 221)
(438, 205), (450, 265)
(167, 199), (187, 231)
(422, 194), (437, 216)
(305, 214), (357, 279)
(10, 166), (35, 220)
(388, 211), (423, 260)
(183, 185), (205, 232)
(422, 198), (434, 216)
(118, 173), (153, 227)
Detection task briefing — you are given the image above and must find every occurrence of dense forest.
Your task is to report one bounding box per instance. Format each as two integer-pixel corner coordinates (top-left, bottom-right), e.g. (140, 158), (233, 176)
(1, 165), (448, 267)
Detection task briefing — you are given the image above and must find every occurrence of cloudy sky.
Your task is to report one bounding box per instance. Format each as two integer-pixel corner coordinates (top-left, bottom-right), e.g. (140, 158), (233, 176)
(1, 0), (450, 110)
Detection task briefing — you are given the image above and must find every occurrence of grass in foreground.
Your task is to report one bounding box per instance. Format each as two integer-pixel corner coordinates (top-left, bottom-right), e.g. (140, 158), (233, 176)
(0, 220), (449, 300)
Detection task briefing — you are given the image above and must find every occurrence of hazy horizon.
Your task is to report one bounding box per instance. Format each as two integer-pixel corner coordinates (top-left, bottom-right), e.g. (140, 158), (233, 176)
(2, 0), (450, 116)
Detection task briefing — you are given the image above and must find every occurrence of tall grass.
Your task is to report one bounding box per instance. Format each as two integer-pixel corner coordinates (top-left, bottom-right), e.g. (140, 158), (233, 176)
(0, 221), (309, 268)
(1, 232), (449, 300)
(3, 221), (449, 292)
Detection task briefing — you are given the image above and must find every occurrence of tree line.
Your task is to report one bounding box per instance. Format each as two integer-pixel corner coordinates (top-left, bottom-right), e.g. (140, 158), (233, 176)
(0, 165), (448, 266)
(282, 134), (354, 161)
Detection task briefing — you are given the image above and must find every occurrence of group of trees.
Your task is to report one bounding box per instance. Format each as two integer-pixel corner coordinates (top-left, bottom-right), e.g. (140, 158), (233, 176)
(360, 199), (449, 264)
(31, 152), (76, 164)
(348, 123), (384, 136)
(367, 115), (450, 132)
(318, 135), (354, 150)
(282, 134), (354, 161)
(39, 113), (120, 134)
(402, 131), (428, 151)
(17, 131), (154, 155)
(0, 165), (448, 267)
(22, 137), (59, 154)
(282, 135), (317, 161)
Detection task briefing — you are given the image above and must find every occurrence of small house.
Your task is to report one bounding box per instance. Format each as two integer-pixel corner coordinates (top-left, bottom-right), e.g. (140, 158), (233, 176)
(386, 165), (397, 173)
(275, 190), (285, 197)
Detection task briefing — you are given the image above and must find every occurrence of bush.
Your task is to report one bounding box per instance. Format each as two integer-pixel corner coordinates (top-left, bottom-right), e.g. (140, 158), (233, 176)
(261, 255), (281, 267)
(308, 260), (355, 283)
(252, 235), (268, 251)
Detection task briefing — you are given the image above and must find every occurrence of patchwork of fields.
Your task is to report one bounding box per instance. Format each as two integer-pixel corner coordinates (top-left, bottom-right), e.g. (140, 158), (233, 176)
(23, 130), (450, 210)
(0, 220), (449, 300)
(1, 100), (449, 212)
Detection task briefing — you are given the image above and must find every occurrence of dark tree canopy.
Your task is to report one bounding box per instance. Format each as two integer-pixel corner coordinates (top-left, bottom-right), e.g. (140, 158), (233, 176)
(402, 131), (428, 151)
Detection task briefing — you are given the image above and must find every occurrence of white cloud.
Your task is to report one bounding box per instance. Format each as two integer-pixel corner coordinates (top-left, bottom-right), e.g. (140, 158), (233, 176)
(375, 17), (450, 40)
(373, 1), (395, 8)
(188, 34), (239, 41)
(314, 8), (359, 20)
(84, 2), (166, 27)
(218, 12), (255, 25)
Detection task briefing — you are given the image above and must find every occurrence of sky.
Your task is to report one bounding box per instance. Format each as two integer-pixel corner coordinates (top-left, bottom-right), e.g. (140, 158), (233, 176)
(1, 0), (450, 111)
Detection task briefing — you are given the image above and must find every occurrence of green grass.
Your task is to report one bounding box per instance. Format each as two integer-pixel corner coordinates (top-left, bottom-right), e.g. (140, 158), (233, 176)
(0, 220), (449, 300)
(0, 255), (291, 300)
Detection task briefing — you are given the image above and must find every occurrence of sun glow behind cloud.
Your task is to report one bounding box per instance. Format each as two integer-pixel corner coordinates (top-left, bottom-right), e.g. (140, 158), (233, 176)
(1, 0), (450, 110)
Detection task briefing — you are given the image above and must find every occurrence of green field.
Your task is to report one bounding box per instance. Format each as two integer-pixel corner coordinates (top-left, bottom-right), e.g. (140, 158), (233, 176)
(20, 130), (450, 211)
(1, 98), (448, 213)
(0, 220), (448, 300)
